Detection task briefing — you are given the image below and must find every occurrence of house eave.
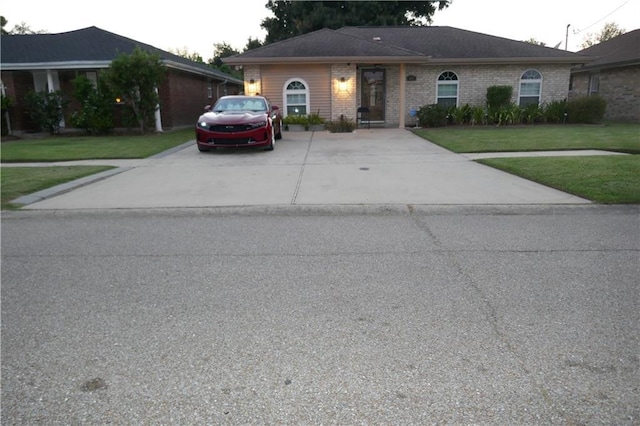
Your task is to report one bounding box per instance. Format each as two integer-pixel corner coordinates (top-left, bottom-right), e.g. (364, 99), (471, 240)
(571, 59), (640, 73)
(1, 61), (113, 71)
(1, 60), (244, 85)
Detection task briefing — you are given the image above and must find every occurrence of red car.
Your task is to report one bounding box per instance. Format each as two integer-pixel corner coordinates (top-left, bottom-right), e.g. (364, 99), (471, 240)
(196, 95), (282, 152)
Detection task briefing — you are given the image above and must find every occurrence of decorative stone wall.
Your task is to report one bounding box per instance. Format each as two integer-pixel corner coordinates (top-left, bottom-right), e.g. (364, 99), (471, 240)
(330, 63), (357, 121)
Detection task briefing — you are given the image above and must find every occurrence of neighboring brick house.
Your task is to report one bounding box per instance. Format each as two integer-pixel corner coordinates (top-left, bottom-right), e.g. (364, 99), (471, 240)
(224, 26), (591, 128)
(0, 26), (243, 135)
(570, 29), (640, 123)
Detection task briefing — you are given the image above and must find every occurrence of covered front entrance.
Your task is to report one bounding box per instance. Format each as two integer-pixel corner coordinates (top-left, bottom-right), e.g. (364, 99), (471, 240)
(360, 69), (385, 123)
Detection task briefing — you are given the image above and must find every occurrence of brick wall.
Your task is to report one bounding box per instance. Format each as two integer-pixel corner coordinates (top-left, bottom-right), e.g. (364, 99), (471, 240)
(404, 63), (572, 124)
(570, 66), (640, 122)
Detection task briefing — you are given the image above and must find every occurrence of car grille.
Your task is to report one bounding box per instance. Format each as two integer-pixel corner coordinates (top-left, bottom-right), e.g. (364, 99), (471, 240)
(208, 124), (254, 132)
(211, 138), (252, 145)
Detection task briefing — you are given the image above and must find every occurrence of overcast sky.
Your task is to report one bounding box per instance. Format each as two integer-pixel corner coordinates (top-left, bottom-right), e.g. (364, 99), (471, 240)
(3, 0), (638, 60)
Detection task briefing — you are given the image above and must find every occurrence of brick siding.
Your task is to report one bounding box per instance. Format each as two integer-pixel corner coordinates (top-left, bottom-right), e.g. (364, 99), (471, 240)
(569, 66), (640, 123)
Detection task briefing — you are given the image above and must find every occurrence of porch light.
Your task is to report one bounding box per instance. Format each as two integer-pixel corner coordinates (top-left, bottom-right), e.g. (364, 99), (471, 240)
(248, 79), (256, 94)
(339, 77), (347, 92)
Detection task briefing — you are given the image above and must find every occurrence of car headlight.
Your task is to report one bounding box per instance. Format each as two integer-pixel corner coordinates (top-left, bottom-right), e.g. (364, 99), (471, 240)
(249, 121), (267, 129)
(198, 121), (209, 129)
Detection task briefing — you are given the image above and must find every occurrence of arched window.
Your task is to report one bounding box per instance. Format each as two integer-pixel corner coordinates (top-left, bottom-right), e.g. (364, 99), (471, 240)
(437, 71), (458, 108)
(283, 79), (309, 116)
(519, 69), (542, 106)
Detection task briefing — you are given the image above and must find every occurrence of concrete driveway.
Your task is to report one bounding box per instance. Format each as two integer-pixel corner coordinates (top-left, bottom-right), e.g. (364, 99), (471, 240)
(19, 129), (589, 209)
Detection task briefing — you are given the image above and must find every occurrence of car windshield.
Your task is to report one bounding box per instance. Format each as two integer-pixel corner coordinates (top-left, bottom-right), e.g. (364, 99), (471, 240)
(213, 98), (267, 113)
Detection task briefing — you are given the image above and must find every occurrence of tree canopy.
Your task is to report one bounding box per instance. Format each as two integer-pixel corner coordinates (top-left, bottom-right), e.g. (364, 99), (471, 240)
(581, 22), (626, 49)
(261, 0), (450, 44)
(102, 47), (166, 134)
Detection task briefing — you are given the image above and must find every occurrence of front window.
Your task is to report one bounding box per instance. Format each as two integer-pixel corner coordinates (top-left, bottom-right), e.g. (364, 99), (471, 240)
(437, 71), (458, 108)
(589, 74), (600, 96)
(284, 79), (309, 116)
(519, 69), (542, 106)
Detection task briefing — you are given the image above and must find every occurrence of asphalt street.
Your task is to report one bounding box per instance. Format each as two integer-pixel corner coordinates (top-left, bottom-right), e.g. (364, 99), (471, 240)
(2, 205), (638, 424)
(1, 129), (638, 424)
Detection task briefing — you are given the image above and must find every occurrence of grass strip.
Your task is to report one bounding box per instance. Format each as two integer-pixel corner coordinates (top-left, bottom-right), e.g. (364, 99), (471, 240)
(1, 166), (115, 210)
(413, 123), (640, 154)
(478, 155), (640, 204)
(1, 128), (193, 162)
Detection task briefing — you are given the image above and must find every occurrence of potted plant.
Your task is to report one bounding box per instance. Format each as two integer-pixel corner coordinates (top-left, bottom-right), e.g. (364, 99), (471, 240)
(308, 113), (325, 131)
(283, 114), (309, 131)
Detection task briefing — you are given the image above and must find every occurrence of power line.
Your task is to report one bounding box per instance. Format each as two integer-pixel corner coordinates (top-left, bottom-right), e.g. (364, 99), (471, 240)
(572, 0), (631, 34)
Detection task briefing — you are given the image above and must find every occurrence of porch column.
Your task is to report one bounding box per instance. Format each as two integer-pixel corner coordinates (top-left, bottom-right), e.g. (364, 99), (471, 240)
(398, 63), (406, 128)
(154, 87), (163, 132)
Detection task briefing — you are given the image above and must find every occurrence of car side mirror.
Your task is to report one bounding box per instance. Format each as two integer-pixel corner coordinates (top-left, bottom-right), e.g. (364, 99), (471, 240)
(271, 105), (279, 111)
(204, 105), (211, 112)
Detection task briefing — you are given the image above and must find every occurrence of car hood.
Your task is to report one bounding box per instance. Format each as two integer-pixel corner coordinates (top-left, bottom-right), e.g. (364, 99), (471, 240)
(198, 111), (267, 124)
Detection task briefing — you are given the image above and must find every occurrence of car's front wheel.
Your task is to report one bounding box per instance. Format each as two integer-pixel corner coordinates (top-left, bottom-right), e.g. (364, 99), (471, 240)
(264, 126), (275, 151)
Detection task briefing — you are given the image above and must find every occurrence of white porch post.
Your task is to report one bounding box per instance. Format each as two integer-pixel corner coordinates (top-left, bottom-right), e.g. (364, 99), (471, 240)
(154, 87), (163, 132)
(399, 63), (406, 128)
(1, 82), (11, 136)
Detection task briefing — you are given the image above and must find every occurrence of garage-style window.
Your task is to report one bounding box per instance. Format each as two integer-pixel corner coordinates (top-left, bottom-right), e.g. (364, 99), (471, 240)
(284, 79), (309, 116)
(519, 69), (542, 106)
(437, 71), (458, 108)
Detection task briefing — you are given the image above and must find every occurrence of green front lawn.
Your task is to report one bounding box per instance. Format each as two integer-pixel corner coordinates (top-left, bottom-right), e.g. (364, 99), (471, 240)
(479, 156), (640, 204)
(413, 123), (640, 154)
(1, 166), (115, 210)
(0, 128), (194, 162)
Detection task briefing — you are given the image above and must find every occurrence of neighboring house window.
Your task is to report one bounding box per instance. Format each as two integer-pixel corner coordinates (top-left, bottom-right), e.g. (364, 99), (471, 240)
(437, 71), (458, 108)
(86, 72), (98, 88)
(284, 79), (309, 116)
(207, 83), (213, 99)
(519, 69), (542, 106)
(589, 74), (600, 96)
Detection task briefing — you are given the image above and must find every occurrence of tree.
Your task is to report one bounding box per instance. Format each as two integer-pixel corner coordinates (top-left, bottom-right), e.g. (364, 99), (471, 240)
(581, 22), (625, 48)
(523, 38), (546, 47)
(261, 0), (450, 44)
(169, 47), (204, 63)
(244, 36), (263, 52)
(102, 47), (166, 134)
(69, 74), (115, 135)
(24, 90), (68, 134)
(1, 17), (47, 34)
(208, 42), (242, 79)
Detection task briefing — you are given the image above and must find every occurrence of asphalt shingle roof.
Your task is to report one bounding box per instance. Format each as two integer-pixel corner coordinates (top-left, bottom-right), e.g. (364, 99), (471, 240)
(225, 26), (589, 64)
(1, 26), (242, 84)
(574, 29), (640, 71)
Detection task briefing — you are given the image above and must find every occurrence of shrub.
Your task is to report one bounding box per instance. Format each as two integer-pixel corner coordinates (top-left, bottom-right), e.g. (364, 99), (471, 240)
(307, 113), (325, 125)
(282, 114), (309, 125)
(544, 99), (568, 124)
(326, 115), (356, 133)
(470, 106), (487, 126)
(451, 104), (473, 125)
(566, 96), (606, 124)
(489, 103), (521, 126)
(486, 86), (513, 112)
(69, 75), (115, 135)
(417, 104), (448, 127)
(24, 90), (69, 135)
(522, 103), (544, 124)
